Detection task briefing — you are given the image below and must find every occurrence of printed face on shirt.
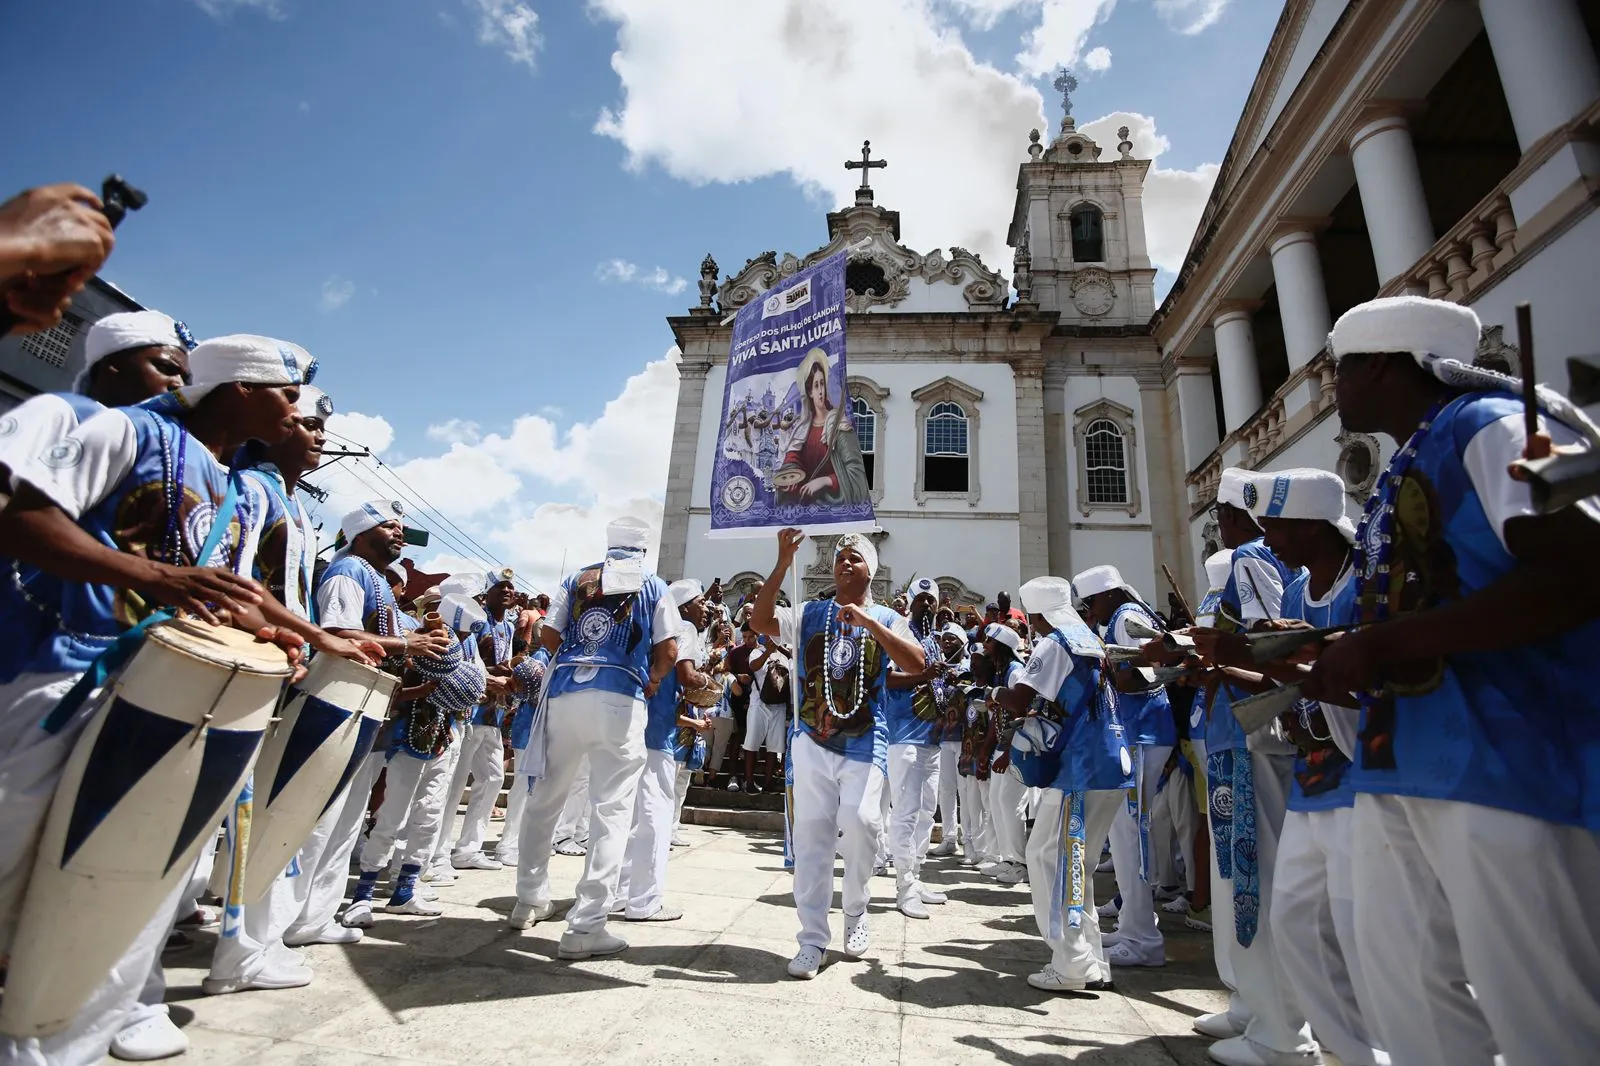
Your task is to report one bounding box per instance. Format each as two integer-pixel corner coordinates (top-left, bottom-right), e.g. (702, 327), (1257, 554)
(113, 482), (243, 625)
(798, 620), (885, 740)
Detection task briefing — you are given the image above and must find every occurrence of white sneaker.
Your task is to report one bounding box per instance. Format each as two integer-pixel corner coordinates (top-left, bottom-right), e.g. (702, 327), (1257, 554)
(1106, 940), (1165, 968)
(508, 901), (555, 930)
(201, 958), (314, 995)
(1162, 896), (1191, 914)
(109, 1008), (189, 1061)
(414, 881), (439, 902)
(424, 867), (457, 886)
(670, 834), (689, 848)
(898, 892), (931, 920)
(384, 894), (445, 916)
(1097, 897), (1121, 918)
(787, 945), (824, 979)
(1206, 1034), (1323, 1066)
(1193, 1010), (1245, 1040)
(842, 910), (870, 957)
(994, 861), (1028, 884)
(1026, 965), (1087, 992)
(557, 929), (628, 960)
(1154, 883), (1184, 902)
(452, 851), (503, 871)
(554, 838), (587, 856)
(341, 900), (375, 928)
(495, 851), (519, 867)
(918, 884), (948, 905)
(928, 839), (957, 858)
(283, 923), (363, 947)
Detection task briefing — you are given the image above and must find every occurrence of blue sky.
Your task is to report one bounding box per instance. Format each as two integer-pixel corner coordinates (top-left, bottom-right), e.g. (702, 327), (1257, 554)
(0, 0), (1280, 590)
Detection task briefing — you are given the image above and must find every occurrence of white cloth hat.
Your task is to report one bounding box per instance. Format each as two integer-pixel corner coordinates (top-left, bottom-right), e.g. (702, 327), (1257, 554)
(907, 576), (938, 600)
(1246, 467), (1357, 543)
(385, 561), (407, 586)
(606, 517), (652, 550)
(1071, 564), (1135, 602)
(296, 385), (333, 421)
(940, 623), (967, 643)
(341, 499), (405, 544)
(984, 621), (1022, 654)
(483, 566), (515, 591)
(439, 573), (484, 600)
(1330, 296), (1480, 365)
(1018, 576), (1093, 643)
(669, 578), (705, 607)
(834, 533), (878, 578)
(1217, 467), (1253, 510)
(440, 593), (487, 634)
(1203, 549), (1234, 592)
(162, 334), (316, 409)
(73, 310), (193, 392)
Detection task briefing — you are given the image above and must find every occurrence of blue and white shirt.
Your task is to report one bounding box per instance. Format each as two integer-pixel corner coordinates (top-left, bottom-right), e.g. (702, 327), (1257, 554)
(1281, 565), (1358, 814)
(776, 599), (914, 768)
(470, 615), (516, 727)
(645, 619), (699, 755)
(240, 463), (317, 621)
(883, 615), (940, 747)
(1205, 538), (1298, 755)
(1106, 600), (1175, 749)
(543, 562), (675, 703)
(1022, 627), (1133, 794)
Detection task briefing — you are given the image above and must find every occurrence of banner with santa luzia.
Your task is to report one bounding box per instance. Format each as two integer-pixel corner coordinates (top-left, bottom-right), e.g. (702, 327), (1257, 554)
(707, 249), (878, 540)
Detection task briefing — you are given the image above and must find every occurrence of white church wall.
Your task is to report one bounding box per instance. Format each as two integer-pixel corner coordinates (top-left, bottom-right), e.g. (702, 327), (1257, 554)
(1252, 0), (1353, 162)
(1059, 370), (1150, 526)
(863, 278), (971, 315)
(1069, 528), (1157, 606)
(688, 362), (728, 505)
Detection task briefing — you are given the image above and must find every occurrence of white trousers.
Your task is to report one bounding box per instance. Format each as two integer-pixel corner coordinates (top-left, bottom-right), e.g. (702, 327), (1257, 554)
(361, 750), (453, 874)
(987, 768), (1027, 865)
(791, 732), (884, 951)
(554, 757), (592, 844)
(1150, 752), (1197, 892)
(496, 747), (530, 863)
(1271, 806), (1388, 1066)
(672, 763), (691, 832)
(287, 751), (384, 935)
(1209, 751), (1315, 1056)
(957, 774), (993, 862)
(1027, 789), (1123, 981)
(1107, 743), (1173, 952)
(936, 741), (960, 846)
(616, 749), (677, 917)
(0, 670), (89, 957)
(422, 734), (464, 868)
(1353, 793), (1600, 1066)
(513, 689), (646, 935)
(448, 723), (505, 858)
(208, 812), (298, 985)
(887, 743), (939, 894)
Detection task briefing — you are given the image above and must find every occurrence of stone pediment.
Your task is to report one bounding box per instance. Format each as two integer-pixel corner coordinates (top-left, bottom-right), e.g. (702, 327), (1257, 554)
(717, 197), (1008, 314)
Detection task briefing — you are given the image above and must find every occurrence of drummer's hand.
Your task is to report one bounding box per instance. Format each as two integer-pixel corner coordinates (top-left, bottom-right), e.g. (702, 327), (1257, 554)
(311, 629), (383, 666)
(486, 675), (512, 696)
(140, 564), (262, 624)
(254, 626), (309, 683)
(406, 628), (453, 658)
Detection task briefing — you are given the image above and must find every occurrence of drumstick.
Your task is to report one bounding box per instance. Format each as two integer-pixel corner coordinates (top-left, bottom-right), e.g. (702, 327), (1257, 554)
(1161, 564), (1194, 624)
(1517, 303), (1552, 461)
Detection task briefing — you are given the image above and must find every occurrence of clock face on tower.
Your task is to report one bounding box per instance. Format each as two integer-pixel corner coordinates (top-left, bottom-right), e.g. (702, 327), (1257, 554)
(1071, 268), (1115, 316)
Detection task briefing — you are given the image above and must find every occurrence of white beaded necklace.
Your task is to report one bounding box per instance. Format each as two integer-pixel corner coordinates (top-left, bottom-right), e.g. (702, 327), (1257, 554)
(821, 597), (870, 723)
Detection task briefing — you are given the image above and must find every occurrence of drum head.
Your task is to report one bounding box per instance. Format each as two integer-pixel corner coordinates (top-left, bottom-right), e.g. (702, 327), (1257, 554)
(146, 618), (293, 677)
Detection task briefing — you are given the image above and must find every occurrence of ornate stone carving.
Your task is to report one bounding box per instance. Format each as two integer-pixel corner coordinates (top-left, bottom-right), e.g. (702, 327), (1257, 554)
(695, 253), (719, 312)
(1013, 234), (1033, 304)
(1474, 324), (1521, 376)
(1027, 128), (1044, 161)
(1117, 126), (1134, 161)
(1070, 268), (1116, 317)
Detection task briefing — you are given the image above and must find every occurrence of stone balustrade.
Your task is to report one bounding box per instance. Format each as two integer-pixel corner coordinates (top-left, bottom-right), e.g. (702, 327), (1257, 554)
(1380, 188), (1517, 301)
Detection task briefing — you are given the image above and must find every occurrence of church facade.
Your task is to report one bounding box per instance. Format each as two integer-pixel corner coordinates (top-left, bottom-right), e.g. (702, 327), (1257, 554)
(660, 0), (1600, 607)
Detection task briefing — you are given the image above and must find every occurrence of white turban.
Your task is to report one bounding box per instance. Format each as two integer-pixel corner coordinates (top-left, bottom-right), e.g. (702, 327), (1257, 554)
(72, 310), (194, 393)
(984, 622), (1021, 654)
(1217, 467), (1253, 510)
(341, 499), (405, 544)
(1245, 467), (1357, 543)
(606, 517), (652, 550)
(669, 578), (705, 607)
(1071, 565), (1139, 603)
(834, 533), (878, 578)
(1018, 576), (1095, 648)
(159, 334), (316, 409)
(906, 576), (938, 601)
(440, 593), (487, 634)
(296, 385), (333, 422)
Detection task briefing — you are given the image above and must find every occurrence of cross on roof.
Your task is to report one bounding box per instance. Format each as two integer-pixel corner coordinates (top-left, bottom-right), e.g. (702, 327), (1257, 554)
(844, 140), (887, 190)
(1053, 67), (1078, 119)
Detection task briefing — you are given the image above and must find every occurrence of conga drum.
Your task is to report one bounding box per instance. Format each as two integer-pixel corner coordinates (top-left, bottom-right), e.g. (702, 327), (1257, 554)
(239, 653), (397, 905)
(0, 619), (290, 1037)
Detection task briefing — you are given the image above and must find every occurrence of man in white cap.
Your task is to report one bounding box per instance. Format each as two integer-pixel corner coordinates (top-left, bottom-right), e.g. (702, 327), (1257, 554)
(614, 578), (711, 922)
(981, 621), (1030, 884)
(749, 528), (926, 979)
(1301, 295), (1600, 1066)
(0, 335), (374, 1066)
(1071, 564), (1175, 969)
(507, 517), (680, 961)
(989, 575), (1131, 992)
(882, 576), (953, 919)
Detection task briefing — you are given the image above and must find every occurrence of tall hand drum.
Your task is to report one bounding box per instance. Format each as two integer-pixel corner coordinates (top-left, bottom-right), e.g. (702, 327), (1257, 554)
(0, 619), (290, 1038)
(240, 653), (396, 904)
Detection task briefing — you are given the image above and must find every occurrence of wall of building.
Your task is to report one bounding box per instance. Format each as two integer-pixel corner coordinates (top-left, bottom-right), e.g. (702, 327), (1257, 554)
(1252, 0), (1354, 161)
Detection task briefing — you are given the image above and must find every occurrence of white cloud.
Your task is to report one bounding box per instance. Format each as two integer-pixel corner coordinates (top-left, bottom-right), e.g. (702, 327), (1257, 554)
(319, 276), (355, 312)
(1016, 0), (1117, 78)
(307, 351), (681, 593)
(942, 0), (1037, 30)
(471, 0), (543, 68)
(194, 0), (286, 19)
(596, 259), (689, 296)
(1079, 111), (1218, 272)
(1083, 45), (1112, 72)
(1154, 0), (1228, 35)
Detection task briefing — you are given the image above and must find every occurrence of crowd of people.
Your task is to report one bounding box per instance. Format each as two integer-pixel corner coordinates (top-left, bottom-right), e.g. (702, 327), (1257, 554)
(0, 181), (1597, 1066)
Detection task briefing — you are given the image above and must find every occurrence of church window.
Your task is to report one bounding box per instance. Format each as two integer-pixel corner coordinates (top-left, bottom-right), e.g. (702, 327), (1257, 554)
(1083, 418), (1127, 504)
(923, 401), (969, 493)
(846, 259), (890, 298)
(851, 395), (876, 489)
(1071, 205), (1104, 263)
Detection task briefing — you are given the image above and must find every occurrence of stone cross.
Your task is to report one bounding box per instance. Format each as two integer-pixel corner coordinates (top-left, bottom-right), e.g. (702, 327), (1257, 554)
(1053, 67), (1078, 119)
(845, 140), (887, 190)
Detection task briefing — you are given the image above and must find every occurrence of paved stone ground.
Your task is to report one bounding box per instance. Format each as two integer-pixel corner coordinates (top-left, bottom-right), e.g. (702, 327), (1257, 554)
(155, 818), (1227, 1065)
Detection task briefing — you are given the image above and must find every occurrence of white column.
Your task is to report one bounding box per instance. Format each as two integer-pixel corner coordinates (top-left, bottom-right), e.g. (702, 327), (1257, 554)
(1176, 366), (1221, 471)
(1212, 308), (1262, 433)
(1268, 229), (1333, 373)
(1480, 0), (1600, 152)
(1348, 112), (1435, 285)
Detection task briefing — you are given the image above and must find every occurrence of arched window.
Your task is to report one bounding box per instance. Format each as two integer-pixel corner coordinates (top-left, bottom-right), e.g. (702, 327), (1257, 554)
(1071, 205), (1104, 263)
(1083, 418), (1127, 504)
(851, 395), (876, 489)
(924, 401), (969, 493)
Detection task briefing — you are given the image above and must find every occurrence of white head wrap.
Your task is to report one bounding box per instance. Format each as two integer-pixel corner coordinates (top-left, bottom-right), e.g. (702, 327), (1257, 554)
(600, 517), (652, 595)
(833, 533), (878, 578)
(607, 518), (652, 550)
(341, 499), (405, 544)
(158, 334), (316, 409)
(984, 622), (1022, 654)
(1203, 549), (1234, 593)
(1245, 467), (1357, 543)
(1070, 564), (1138, 603)
(72, 310), (194, 393)
(440, 593), (487, 635)
(1217, 467), (1253, 510)
(296, 385), (333, 422)
(906, 576), (938, 602)
(1018, 576), (1094, 643)
(669, 578), (705, 607)
(940, 623), (968, 644)
(483, 566), (515, 592)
